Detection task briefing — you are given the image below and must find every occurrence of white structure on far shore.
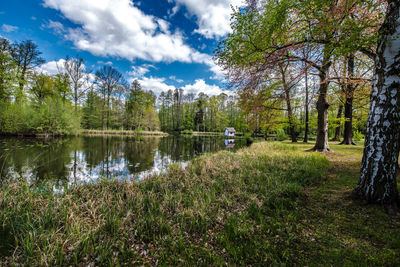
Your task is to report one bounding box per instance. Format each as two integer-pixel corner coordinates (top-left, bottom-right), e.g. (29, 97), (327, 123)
(224, 127), (235, 137)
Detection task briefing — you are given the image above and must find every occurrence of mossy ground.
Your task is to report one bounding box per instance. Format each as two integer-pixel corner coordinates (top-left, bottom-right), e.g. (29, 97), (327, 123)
(0, 141), (399, 266)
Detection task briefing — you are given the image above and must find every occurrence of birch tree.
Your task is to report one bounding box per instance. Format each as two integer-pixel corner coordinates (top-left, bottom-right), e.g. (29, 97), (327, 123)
(355, 0), (400, 213)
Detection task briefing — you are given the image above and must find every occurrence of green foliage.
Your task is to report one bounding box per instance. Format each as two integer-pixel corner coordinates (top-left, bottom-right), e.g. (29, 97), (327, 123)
(353, 130), (365, 141)
(125, 80), (160, 131)
(0, 98), (79, 135)
(181, 129), (193, 135)
(276, 128), (289, 141)
(159, 90), (244, 133)
(243, 133), (254, 145)
(0, 46), (18, 101)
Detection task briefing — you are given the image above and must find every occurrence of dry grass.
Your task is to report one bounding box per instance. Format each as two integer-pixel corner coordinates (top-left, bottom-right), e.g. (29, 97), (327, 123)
(80, 129), (168, 136)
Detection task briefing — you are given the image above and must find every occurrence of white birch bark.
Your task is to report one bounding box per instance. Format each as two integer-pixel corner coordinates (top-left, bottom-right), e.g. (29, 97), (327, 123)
(356, 1), (400, 209)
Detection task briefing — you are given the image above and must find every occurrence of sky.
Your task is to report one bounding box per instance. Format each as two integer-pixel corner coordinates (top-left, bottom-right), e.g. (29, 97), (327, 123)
(0, 0), (243, 96)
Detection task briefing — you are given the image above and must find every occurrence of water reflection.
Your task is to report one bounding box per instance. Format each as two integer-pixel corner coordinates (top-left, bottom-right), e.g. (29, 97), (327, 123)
(0, 135), (247, 187)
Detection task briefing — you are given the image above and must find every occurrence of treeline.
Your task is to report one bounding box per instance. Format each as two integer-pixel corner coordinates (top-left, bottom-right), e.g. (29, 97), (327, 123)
(0, 38), (78, 134)
(158, 90), (244, 133)
(0, 37), (246, 135)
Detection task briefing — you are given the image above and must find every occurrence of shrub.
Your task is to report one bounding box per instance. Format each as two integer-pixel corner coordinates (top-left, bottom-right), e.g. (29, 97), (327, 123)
(276, 129), (289, 141)
(181, 129), (194, 135)
(0, 98), (79, 135)
(353, 130), (365, 141)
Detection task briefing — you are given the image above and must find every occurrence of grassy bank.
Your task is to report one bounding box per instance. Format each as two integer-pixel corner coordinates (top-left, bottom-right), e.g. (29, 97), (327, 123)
(1, 142), (399, 265)
(192, 131), (224, 136)
(80, 129), (168, 136)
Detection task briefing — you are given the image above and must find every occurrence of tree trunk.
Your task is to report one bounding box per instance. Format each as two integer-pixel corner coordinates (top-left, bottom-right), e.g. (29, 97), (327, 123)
(286, 91), (297, 143)
(332, 104), (343, 141)
(280, 64), (297, 143)
(102, 95), (106, 130)
(340, 97), (356, 145)
(16, 65), (27, 102)
(303, 67), (309, 143)
(354, 1), (400, 213)
(74, 83), (78, 116)
(107, 92), (111, 130)
(311, 51), (332, 152)
(340, 54), (356, 145)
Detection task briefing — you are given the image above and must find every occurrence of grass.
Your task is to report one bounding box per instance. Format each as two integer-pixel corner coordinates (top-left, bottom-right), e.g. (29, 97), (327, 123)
(0, 141), (399, 265)
(80, 129), (168, 136)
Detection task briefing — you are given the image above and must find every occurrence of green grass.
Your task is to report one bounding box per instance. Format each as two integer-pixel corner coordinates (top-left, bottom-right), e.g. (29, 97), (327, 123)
(0, 141), (399, 266)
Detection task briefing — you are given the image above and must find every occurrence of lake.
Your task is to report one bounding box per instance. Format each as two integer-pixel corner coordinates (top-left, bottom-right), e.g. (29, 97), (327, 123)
(0, 135), (247, 188)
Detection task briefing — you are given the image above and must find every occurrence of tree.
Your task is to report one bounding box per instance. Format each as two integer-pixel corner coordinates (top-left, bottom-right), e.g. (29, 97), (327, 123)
(95, 66), (124, 130)
(125, 80), (159, 131)
(354, 0), (400, 212)
(11, 40), (45, 102)
(82, 89), (103, 129)
(53, 73), (72, 103)
(62, 57), (92, 115)
(0, 38), (17, 101)
(215, 0), (385, 151)
(30, 73), (55, 103)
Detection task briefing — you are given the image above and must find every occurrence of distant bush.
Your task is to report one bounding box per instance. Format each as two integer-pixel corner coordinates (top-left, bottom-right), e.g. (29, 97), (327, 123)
(181, 129), (193, 135)
(244, 133), (254, 145)
(276, 129), (289, 141)
(353, 130), (365, 141)
(135, 127), (143, 133)
(0, 98), (79, 135)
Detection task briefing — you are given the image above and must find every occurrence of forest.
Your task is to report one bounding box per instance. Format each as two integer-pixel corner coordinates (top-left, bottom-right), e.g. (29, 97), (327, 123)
(0, 16), (372, 140)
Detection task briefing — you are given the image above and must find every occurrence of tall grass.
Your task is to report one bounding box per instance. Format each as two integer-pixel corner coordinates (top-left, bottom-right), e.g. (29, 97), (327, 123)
(0, 142), (330, 265)
(80, 129), (168, 136)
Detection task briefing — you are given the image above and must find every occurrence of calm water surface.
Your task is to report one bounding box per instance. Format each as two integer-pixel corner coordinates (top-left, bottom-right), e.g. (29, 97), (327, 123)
(0, 135), (247, 188)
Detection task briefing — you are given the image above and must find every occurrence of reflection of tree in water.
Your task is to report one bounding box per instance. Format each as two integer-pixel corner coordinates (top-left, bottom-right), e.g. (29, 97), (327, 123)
(80, 136), (159, 180)
(158, 136), (246, 161)
(0, 137), (76, 186)
(0, 136), (248, 187)
(124, 137), (160, 174)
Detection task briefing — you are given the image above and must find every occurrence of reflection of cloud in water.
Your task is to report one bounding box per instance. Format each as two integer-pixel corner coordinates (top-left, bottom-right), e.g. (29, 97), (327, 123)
(0, 136), (246, 194)
(63, 150), (187, 187)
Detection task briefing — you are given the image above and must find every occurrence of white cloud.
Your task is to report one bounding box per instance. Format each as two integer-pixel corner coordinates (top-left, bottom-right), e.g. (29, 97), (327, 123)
(206, 59), (226, 80)
(38, 59), (96, 90)
(36, 59), (66, 75)
(174, 0), (243, 38)
(127, 64), (155, 78)
(181, 79), (233, 96)
(43, 0), (211, 64)
(97, 60), (113, 65)
(169, 75), (184, 83)
(1, 24), (18, 33)
(129, 75), (233, 98)
(135, 76), (176, 96)
(43, 20), (65, 35)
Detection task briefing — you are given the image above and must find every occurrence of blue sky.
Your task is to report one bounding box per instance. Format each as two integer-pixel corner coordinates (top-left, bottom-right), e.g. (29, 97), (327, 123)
(0, 0), (243, 96)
